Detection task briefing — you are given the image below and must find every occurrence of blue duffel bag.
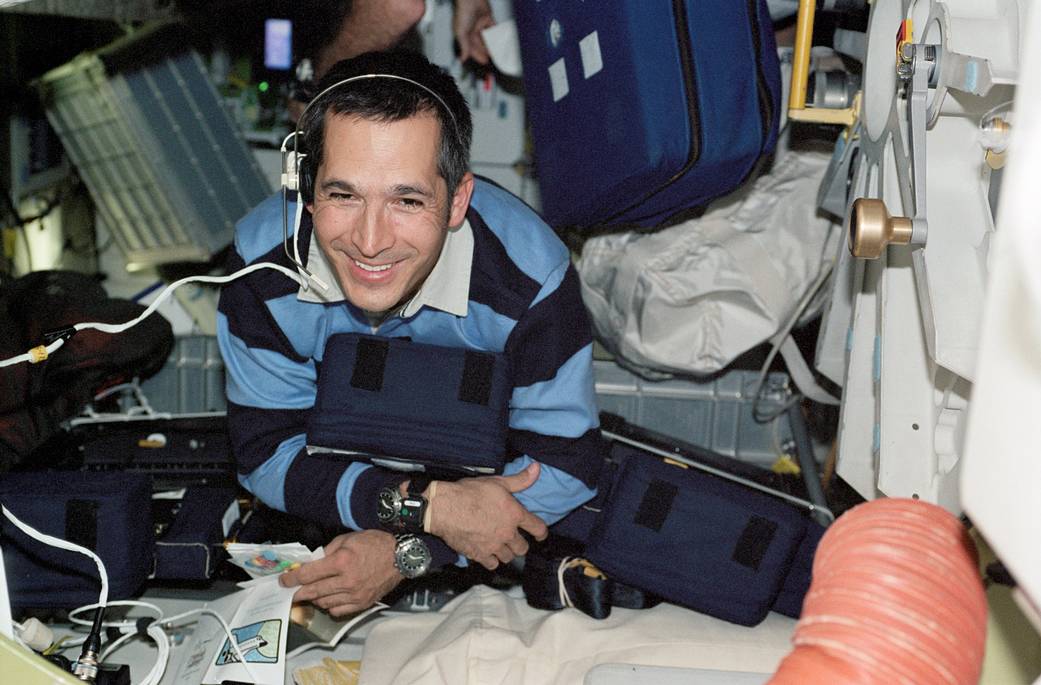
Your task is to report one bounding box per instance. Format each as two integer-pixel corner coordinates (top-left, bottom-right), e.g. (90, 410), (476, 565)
(515, 0), (781, 230)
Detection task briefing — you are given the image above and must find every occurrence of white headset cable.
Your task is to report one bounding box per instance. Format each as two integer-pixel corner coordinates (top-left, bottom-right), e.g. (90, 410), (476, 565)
(1, 505), (109, 608)
(0, 262), (306, 369)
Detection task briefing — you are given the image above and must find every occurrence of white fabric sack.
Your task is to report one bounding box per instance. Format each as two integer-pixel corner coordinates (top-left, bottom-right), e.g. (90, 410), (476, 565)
(576, 134), (839, 378)
(357, 586), (794, 685)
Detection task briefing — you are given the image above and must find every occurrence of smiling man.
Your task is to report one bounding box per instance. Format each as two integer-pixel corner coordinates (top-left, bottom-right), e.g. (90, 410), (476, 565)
(308, 109), (466, 320)
(217, 51), (602, 615)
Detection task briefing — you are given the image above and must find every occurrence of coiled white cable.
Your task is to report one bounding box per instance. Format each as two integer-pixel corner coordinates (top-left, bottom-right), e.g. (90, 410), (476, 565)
(0, 262), (306, 368)
(65, 602), (258, 684)
(4, 506), (258, 684)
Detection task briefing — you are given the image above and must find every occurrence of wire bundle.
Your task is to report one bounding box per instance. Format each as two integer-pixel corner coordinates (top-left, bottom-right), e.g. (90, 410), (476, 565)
(2, 503), (256, 684)
(768, 497), (988, 685)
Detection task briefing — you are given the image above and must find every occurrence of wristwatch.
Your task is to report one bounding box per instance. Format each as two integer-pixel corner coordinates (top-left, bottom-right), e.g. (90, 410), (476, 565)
(377, 475), (430, 532)
(376, 486), (402, 528)
(393, 533), (432, 579)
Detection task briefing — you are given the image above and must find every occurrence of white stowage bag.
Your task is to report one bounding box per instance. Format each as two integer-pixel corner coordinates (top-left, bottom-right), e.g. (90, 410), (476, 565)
(576, 132), (839, 378)
(357, 586), (794, 685)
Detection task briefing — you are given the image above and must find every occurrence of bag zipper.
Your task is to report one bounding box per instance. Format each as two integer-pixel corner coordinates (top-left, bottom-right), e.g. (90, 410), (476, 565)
(596, 0), (702, 227)
(746, 0), (773, 153)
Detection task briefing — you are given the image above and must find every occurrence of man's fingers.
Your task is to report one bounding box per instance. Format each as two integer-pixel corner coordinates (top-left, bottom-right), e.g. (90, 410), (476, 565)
(311, 592), (357, 611)
(470, 18), (494, 64)
(291, 573), (357, 603)
(498, 461), (541, 494)
(518, 510), (549, 541)
(328, 602), (366, 619)
(494, 545), (518, 566)
(282, 555), (345, 590)
(505, 533), (529, 559)
(477, 555), (499, 571)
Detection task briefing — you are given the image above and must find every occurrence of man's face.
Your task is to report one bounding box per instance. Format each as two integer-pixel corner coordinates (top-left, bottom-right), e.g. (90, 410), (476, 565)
(308, 112), (472, 315)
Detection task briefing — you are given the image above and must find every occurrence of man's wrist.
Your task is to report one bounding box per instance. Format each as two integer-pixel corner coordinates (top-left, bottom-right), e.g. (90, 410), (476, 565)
(422, 480), (438, 533)
(378, 475), (431, 533)
(351, 469), (411, 530)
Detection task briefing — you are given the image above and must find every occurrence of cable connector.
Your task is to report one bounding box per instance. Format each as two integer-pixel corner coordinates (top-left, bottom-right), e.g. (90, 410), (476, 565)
(135, 616), (156, 638)
(42, 325), (79, 345)
(28, 345), (49, 364)
(16, 617), (55, 652)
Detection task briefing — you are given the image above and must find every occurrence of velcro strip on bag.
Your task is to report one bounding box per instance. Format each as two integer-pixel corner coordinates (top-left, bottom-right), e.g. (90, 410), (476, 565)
(350, 337), (389, 391)
(732, 515), (778, 571)
(633, 480), (677, 532)
(459, 350), (496, 405)
(65, 499), (99, 552)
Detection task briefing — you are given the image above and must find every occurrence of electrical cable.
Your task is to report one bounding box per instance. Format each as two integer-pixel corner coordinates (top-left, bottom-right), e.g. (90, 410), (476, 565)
(163, 607), (258, 682)
(67, 603), (258, 683)
(3, 505), (257, 684)
(96, 622), (170, 685)
(1, 504), (109, 680)
(768, 498), (988, 685)
(750, 258), (836, 423)
(64, 601), (258, 684)
(68, 600), (164, 630)
(0, 261), (306, 368)
(1, 505), (109, 607)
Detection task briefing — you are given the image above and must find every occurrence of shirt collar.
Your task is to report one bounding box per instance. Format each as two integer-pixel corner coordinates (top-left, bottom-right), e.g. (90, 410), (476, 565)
(297, 214), (473, 319)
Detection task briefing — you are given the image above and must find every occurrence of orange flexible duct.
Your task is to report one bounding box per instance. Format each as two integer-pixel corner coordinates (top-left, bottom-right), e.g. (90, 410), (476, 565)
(769, 498), (988, 685)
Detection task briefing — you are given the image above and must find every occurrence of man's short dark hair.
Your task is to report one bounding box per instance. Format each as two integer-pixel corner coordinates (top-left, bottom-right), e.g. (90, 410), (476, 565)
(298, 50), (474, 199)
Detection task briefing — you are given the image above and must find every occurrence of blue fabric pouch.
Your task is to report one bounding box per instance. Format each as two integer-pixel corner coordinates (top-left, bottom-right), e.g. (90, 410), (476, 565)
(307, 333), (511, 475)
(153, 486), (238, 580)
(584, 445), (810, 626)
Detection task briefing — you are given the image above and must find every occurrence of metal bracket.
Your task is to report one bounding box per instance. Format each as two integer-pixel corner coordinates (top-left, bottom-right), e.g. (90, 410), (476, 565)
(900, 43), (935, 247)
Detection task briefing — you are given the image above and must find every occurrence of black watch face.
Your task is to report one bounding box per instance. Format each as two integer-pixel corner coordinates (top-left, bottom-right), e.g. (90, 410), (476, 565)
(396, 537), (431, 578)
(377, 488), (400, 524)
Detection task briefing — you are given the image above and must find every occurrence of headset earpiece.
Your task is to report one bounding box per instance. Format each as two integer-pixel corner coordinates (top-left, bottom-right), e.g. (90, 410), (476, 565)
(299, 154), (315, 204)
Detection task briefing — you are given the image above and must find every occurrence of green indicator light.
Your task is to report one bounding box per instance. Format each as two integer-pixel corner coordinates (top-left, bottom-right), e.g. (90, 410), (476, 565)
(258, 81), (270, 92)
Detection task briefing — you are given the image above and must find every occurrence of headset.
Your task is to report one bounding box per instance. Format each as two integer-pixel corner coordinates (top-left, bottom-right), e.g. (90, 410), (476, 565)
(279, 73), (461, 292)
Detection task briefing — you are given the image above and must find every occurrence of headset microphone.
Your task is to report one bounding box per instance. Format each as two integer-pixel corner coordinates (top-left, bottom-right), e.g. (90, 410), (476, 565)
(280, 132), (329, 291)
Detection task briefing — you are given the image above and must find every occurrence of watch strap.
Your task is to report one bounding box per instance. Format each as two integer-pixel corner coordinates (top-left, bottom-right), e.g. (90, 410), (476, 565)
(407, 474), (431, 497)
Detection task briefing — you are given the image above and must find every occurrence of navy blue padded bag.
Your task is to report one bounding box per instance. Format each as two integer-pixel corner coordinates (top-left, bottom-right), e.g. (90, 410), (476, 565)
(585, 446), (809, 626)
(0, 471), (154, 608)
(307, 333), (511, 475)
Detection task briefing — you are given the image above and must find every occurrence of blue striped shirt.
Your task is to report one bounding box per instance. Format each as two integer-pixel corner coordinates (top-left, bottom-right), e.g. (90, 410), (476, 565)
(217, 179), (601, 563)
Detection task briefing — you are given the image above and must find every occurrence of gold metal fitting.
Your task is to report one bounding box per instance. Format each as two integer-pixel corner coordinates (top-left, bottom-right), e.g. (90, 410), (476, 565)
(848, 198), (913, 259)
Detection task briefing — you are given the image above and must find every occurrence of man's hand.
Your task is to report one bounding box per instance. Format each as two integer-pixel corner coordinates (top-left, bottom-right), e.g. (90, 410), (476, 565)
(280, 529), (402, 617)
(427, 462), (548, 570)
(453, 0), (495, 65)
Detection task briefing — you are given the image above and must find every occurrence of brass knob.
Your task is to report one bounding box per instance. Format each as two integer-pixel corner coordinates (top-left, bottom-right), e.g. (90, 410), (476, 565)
(848, 198), (913, 259)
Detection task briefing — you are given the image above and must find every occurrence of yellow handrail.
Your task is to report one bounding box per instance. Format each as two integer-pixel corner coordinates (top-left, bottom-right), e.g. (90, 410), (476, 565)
(787, 0), (861, 129)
